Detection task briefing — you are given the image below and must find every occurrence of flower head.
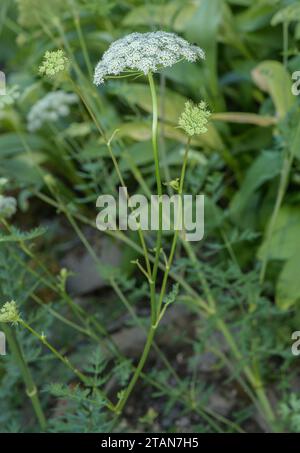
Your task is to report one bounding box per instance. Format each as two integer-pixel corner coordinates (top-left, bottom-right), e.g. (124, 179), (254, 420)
(0, 301), (20, 325)
(93, 31), (205, 85)
(27, 90), (78, 132)
(39, 50), (68, 78)
(0, 195), (17, 219)
(178, 101), (211, 136)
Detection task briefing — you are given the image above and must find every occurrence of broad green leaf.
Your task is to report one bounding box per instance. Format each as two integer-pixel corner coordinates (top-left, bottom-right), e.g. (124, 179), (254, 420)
(109, 83), (224, 150)
(230, 150), (282, 219)
(117, 120), (224, 150)
(185, 0), (224, 110)
(119, 140), (153, 171)
(290, 121), (300, 161)
(0, 157), (44, 184)
(251, 61), (295, 118)
(212, 112), (276, 127)
(271, 3), (300, 26)
(122, 1), (196, 31)
(109, 82), (186, 123)
(162, 61), (206, 96)
(258, 206), (300, 261)
(236, 1), (278, 32)
(276, 254), (300, 310)
(0, 132), (49, 158)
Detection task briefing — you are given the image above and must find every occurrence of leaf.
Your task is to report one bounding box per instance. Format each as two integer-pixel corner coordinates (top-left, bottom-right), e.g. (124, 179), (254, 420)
(290, 120), (300, 161)
(0, 226), (47, 243)
(122, 1), (196, 31)
(251, 61), (295, 118)
(117, 120), (223, 150)
(0, 132), (49, 158)
(258, 206), (300, 261)
(212, 112), (276, 127)
(236, 1), (277, 32)
(119, 140), (153, 171)
(109, 83), (224, 150)
(271, 3), (300, 26)
(276, 254), (300, 310)
(0, 157), (44, 184)
(185, 0), (223, 110)
(162, 61), (205, 96)
(230, 150), (282, 220)
(163, 283), (179, 305)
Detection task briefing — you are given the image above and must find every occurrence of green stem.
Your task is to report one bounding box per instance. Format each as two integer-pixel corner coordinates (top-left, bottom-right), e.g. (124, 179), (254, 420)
(259, 151), (292, 285)
(115, 325), (156, 414)
(2, 325), (46, 430)
(283, 21), (289, 70)
(114, 72), (163, 412)
(156, 137), (191, 317)
(148, 72), (163, 292)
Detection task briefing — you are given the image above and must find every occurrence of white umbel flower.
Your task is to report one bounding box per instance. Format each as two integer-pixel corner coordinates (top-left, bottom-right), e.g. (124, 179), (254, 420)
(27, 91), (78, 132)
(93, 31), (205, 85)
(0, 195), (17, 219)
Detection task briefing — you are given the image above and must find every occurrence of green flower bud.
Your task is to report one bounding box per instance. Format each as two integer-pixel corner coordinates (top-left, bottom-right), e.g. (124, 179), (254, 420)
(0, 301), (21, 325)
(178, 100), (211, 136)
(39, 50), (68, 78)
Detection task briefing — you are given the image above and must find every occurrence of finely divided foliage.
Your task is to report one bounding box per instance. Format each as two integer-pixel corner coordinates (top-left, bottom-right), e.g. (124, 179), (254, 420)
(93, 31), (205, 85)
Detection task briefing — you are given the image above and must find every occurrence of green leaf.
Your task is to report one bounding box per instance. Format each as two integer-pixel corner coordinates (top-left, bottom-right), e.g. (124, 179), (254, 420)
(0, 226), (47, 243)
(0, 132), (49, 158)
(252, 61), (295, 118)
(109, 83), (224, 150)
(276, 254), (300, 310)
(258, 206), (300, 261)
(230, 150), (282, 220)
(185, 0), (224, 110)
(122, 1), (196, 31)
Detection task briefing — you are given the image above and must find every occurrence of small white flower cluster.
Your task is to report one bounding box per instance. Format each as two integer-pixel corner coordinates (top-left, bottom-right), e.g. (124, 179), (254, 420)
(0, 86), (20, 110)
(94, 31), (205, 85)
(0, 195), (17, 219)
(0, 301), (20, 324)
(27, 91), (78, 132)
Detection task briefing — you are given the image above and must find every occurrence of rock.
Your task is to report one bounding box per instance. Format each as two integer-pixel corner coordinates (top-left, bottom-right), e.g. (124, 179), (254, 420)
(61, 232), (122, 295)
